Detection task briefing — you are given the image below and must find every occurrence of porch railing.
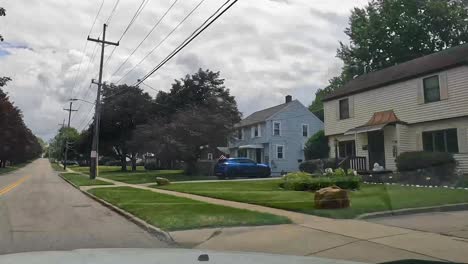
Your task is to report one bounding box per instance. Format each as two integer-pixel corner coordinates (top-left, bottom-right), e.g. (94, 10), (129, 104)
(338, 156), (367, 172)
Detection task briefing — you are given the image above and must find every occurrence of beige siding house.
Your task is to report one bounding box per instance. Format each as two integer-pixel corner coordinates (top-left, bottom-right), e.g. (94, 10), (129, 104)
(323, 44), (468, 172)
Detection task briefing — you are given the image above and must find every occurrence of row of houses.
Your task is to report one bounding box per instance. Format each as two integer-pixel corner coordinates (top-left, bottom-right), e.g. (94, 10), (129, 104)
(225, 43), (468, 175)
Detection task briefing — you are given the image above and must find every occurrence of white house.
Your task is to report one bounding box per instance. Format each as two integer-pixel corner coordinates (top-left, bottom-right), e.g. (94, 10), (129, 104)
(228, 96), (324, 175)
(322, 43), (468, 172)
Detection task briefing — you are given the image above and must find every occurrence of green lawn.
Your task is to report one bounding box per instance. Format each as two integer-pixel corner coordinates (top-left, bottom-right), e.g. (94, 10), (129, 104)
(0, 162), (29, 175)
(60, 173), (113, 186)
(155, 180), (468, 219)
(50, 162), (65, 172)
(71, 166), (215, 184)
(88, 186), (290, 231)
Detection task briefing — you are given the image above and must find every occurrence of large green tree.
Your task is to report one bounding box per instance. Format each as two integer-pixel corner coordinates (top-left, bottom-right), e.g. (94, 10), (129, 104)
(48, 127), (80, 162)
(310, 0), (468, 120)
(132, 69), (241, 174)
(100, 84), (153, 171)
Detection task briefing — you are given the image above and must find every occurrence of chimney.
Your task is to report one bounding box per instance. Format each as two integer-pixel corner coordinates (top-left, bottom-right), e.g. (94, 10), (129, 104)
(285, 95), (292, 103)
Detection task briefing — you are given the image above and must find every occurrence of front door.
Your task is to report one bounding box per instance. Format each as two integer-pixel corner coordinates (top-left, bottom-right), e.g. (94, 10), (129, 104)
(255, 149), (262, 163)
(367, 130), (385, 168)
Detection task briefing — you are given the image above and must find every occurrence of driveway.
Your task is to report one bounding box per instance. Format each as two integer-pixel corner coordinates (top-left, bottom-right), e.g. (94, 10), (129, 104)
(0, 159), (170, 254)
(369, 211), (468, 239)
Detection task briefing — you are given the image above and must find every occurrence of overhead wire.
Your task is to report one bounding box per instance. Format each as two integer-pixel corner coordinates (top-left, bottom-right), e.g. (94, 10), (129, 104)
(134, 0), (238, 86)
(109, 0), (179, 79)
(115, 0), (214, 84)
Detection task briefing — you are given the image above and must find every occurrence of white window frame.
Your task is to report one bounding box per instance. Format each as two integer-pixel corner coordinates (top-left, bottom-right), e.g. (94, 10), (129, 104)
(238, 128), (244, 140)
(302, 124), (309, 137)
(207, 153), (213, 160)
(257, 124), (262, 137)
(251, 126), (255, 138)
(273, 121), (281, 136)
(276, 145), (285, 159)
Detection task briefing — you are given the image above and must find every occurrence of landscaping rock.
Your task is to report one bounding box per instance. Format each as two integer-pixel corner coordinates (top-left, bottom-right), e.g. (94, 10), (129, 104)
(314, 186), (350, 209)
(156, 177), (170, 186)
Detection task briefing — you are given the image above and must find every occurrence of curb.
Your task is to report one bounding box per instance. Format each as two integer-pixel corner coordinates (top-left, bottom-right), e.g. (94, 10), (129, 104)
(57, 173), (176, 245)
(356, 203), (468, 219)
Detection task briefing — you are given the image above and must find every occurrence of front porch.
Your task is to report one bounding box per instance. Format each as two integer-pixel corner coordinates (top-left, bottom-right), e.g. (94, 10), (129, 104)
(330, 110), (407, 172)
(229, 144), (269, 164)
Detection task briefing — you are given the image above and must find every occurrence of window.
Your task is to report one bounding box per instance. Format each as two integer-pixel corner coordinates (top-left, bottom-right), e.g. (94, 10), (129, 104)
(237, 129), (243, 140)
(276, 145), (284, 159)
(339, 98), (349, 119)
(423, 75), (440, 103)
(338, 140), (356, 158)
(273, 121), (281, 136)
(422, 128), (458, 153)
(302, 124), (309, 137)
(207, 153), (213, 160)
(251, 124), (260, 138)
(237, 149), (247, 157)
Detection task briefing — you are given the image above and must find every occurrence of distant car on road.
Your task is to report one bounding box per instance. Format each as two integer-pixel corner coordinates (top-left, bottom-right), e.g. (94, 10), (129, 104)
(214, 158), (271, 179)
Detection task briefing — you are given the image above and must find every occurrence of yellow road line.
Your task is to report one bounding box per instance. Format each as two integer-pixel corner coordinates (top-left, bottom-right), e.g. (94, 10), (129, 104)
(0, 176), (29, 196)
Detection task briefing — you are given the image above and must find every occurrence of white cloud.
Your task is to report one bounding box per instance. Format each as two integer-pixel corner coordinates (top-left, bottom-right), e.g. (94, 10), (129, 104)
(0, 0), (368, 140)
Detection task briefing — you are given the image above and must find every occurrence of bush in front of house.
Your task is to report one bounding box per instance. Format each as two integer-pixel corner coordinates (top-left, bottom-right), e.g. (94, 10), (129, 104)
(280, 172), (361, 191)
(396, 151), (457, 185)
(304, 130), (329, 160)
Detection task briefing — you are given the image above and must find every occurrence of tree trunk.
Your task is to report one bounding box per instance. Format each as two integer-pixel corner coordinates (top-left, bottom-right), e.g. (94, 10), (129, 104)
(131, 153), (137, 172)
(120, 155), (127, 171)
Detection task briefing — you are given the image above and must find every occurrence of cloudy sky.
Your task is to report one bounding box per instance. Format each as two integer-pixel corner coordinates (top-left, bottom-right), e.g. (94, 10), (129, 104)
(0, 0), (368, 140)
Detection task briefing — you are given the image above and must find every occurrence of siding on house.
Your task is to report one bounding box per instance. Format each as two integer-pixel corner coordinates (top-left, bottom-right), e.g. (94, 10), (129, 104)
(324, 66), (468, 136)
(229, 100), (324, 175)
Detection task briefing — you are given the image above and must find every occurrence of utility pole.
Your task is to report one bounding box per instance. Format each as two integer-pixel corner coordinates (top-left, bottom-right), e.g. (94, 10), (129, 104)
(87, 23), (119, 179)
(63, 101), (78, 170)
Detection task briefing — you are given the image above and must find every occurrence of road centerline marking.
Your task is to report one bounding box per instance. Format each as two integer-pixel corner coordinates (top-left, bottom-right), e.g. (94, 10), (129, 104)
(0, 176), (29, 196)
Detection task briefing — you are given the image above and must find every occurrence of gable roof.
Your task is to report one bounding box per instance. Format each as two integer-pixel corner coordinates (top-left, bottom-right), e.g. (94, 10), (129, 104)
(235, 100), (296, 127)
(323, 43), (468, 102)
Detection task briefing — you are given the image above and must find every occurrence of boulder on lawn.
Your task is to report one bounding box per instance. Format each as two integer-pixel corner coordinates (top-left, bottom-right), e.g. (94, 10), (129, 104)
(155, 177), (170, 186)
(314, 186), (350, 209)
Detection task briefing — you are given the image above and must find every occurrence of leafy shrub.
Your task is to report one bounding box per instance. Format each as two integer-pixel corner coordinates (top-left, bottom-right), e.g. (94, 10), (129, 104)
(155, 177), (170, 186)
(299, 160), (319, 173)
(396, 151), (455, 171)
(304, 130), (329, 160)
(396, 151), (457, 184)
(281, 172), (313, 191)
(323, 158), (342, 169)
(333, 168), (346, 177)
(281, 172), (361, 191)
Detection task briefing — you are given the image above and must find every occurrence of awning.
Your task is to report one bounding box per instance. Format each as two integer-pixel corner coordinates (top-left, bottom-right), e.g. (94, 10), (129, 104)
(343, 110), (407, 135)
(239, 144), (264, 149)
(344, 124), (387, 135)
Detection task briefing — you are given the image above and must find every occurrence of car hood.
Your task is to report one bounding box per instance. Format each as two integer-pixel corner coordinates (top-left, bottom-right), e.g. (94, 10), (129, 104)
(0, 248), (365, 264)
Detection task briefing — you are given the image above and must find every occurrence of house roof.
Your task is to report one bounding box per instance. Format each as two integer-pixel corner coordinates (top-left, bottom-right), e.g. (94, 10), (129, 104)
(323, 43), (468, 102)
(235, 100), (296, 127)
(344, 110), (407, 135)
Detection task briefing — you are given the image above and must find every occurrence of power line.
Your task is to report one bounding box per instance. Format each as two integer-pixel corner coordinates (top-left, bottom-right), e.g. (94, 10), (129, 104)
(105, 0), (121, 25)
(109, 0), (179, 79)
(135, 0), (238, 86)
(116, 0), (213, 84)
(69, 0), (105, 99)
(103, 0), (150, 69)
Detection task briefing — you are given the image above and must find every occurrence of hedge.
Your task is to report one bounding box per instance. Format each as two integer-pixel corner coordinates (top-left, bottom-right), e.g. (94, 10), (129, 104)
(280, 172), (361, 191)
(396, 151), (456, 171)
(299, 158), (342, 173)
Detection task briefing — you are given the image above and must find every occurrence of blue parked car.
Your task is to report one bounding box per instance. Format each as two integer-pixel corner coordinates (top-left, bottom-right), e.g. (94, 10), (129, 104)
(214, 158), (271, 179)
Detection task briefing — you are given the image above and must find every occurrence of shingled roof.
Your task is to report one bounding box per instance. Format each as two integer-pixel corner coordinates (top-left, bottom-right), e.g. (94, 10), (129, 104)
(323, 43), (468, 102)
(235, 100), (296, 127)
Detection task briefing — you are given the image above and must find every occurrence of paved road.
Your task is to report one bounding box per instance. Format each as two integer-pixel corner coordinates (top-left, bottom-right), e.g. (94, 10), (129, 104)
(0, 159), (169, 254)
(369, 211), (468, 239)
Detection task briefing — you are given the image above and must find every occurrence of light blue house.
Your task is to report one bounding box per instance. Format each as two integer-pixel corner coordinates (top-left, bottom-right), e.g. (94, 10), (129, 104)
(228, 96), (324, 175)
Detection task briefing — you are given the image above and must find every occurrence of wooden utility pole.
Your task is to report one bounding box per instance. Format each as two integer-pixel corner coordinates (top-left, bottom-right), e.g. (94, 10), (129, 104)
(63, 101), (78, 170)
(87, 24), (119, 179)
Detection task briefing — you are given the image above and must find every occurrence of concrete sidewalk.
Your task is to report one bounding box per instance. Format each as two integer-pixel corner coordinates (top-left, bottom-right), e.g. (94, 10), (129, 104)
(79, 176), (468, 263)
